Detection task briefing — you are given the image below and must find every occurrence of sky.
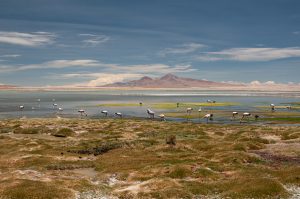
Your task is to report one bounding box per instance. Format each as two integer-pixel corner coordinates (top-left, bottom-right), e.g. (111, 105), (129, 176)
(0, 0), (300, 87)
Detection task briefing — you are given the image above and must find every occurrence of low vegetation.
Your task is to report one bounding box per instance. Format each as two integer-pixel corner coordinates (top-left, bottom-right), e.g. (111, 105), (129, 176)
(0, 118), (299, 198)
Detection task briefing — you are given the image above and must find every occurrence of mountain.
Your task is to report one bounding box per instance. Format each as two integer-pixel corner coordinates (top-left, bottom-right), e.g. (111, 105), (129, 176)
(0, 84), (17, 89)
(103, 74), (241, 88)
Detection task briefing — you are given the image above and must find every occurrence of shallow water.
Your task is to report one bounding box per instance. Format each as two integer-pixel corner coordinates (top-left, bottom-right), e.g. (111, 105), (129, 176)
(0, 90), (299, 125)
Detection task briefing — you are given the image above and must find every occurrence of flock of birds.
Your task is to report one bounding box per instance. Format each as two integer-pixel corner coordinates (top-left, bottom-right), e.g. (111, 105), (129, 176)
(17, 99), (294, 123)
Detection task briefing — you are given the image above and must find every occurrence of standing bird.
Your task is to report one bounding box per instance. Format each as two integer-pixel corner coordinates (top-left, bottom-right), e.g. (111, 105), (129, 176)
(147, 109), (155, 119)
(139, 102), (143, 106)
(78, 109), (87, 117)
(115, 112), (122, 118)
(53, 103), (58, 109)
(19, 105), (24, 117)
(186, 107), (193, 121)
(159, 114), (166, 121)
(207, 100), (216, 103)
(270, 104), (275, 112)
(176, 102), (180, 108)
(232, 112), (239, 120)
(186, 107), (193, 114)
(240, 112), (251, 123)
(101, 110), (108, 117)
(198, 108), (202, 121)
(203, 113), (213, 123)
(286, 106), (292, 110)
(58, 107), (63, 112)
(37, 98), (41, 108)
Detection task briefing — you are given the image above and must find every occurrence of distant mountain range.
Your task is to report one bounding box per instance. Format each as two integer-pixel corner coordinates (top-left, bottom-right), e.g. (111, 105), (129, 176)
(0, 84), (17, 89)
(104, 74), (241, 88)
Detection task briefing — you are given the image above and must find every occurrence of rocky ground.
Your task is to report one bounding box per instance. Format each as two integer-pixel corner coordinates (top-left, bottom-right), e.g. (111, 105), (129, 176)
(0, 118), (299, 198)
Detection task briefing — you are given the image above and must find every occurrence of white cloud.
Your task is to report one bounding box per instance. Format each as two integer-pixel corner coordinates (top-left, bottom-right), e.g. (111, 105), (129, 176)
(0, 59), (196, 74)
(196, 47), (300, 61)
(249, 80), (276, 86)
(86, 73), (143, 86)
(0, 59), (101, 72)
(0, 54), (21, 58)
(0, 31), (56, 47)
(293, 31), (300, 35)
(79, 34), (110, 46)
(159, 43), (206, 57)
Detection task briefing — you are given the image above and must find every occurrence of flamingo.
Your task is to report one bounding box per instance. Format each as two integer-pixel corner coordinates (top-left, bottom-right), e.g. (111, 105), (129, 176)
(203, 113), (213, 123)
(115, 112), (122, 118)
(159, 114), (166, 121)
(37, 98), (41, 108)
(147, 109), (155, 119)
(270, 104), (275, 112)
(232, 112), (238, 120)
(101, 110), (108, 117)
(186, 107), (193, 120)
(78, 109), (87, 117)
(240, 112), (251, 123)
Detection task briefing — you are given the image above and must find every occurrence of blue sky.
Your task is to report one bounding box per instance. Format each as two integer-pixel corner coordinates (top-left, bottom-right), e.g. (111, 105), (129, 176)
(0, 0), (300, 86)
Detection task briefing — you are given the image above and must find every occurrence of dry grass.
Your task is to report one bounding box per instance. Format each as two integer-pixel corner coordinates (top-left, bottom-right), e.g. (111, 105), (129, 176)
(0, 118), (299, 198)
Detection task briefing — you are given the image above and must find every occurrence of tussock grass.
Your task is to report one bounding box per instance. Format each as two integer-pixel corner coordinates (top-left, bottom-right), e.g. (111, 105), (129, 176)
(0, 118), (298, 198)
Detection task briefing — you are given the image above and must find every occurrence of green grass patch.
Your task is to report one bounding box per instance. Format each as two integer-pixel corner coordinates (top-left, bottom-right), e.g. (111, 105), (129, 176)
(51, 128), (75, 137)
(152, 102), (239, 109)
(97, 103), (141, 107)
(1, 179), (72, 199)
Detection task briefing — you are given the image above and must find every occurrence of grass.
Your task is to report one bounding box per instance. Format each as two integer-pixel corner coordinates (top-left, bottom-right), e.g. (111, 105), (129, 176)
(262, 117), (300, 123)
(97, 103), (141, 107)
(13, 127), (39, 134)
(51, 128), (75, 137)
(0, 179), (72, 199)
(152, 102), (239, 109)
(0, 118), (299, 198)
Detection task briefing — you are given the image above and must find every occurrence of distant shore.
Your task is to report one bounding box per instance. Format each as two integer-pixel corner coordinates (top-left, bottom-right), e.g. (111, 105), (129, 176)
(1, 85), (300, 92)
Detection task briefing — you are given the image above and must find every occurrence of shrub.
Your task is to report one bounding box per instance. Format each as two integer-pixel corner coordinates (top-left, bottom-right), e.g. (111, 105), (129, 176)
(169, 167), (191, 179)
(52, 128), (74, 137)
(13, 127), (39, 134)
(166, 135), (176, 145)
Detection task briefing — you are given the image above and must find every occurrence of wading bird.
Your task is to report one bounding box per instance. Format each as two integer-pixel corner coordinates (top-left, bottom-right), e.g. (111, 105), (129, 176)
(240, 112), (251, 123)
(286, 106), (292, 110)
(53, 103), (58, 109)
(207, 100), (216, 103)
(101, 110), (108, 117)
(115, 112), (122, 118)
(186, 107), (193, 120)
(270, 104), (275, 112)
(232, 112), (239, 120)
(37, 98), (41, 108)
(147, 109), (155, 119)
(58, 107), (63, 112)
(198, 107), (202, 121)
(19, 105), (25, 117)
(78, 109), (87, 117)
(159, 114), (166, 121)
(203, 113), (213, 123)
